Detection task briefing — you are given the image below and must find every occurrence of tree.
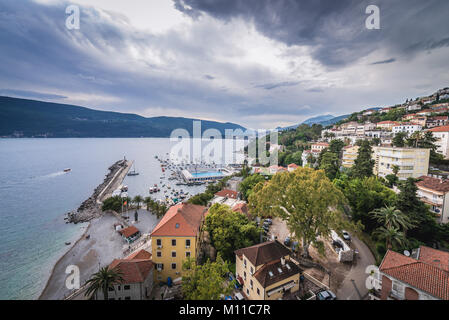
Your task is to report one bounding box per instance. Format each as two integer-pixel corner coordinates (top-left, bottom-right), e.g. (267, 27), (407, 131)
(248, 167), (352, 258)
(239, 174), (265, 201)
(102, 196), (125, 212)
(205, 204), (260, 261)
(133, 195), (143, 209)
(182, 255), (233, 300)
(392, 132), (407, 147)
(370, 206), (414, 231)
(329, 139), (345, 155)
(371, 137), (381, 146)
(85, 266), (124, 300)
(334, 175), (396, 233)
(352, 140), (374, 179)
(373, 226), (407, 250)
(319, 151), (339, 180)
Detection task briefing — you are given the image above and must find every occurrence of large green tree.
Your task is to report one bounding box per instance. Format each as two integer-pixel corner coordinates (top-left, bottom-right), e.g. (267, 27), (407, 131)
(205, 204), (260, 261)
(248, 167), (354, 258)
(182, 255), (233, 300)
(352, 140), (374, 179)
(319, 151), (340, 180)
(239, 174), (265, 201)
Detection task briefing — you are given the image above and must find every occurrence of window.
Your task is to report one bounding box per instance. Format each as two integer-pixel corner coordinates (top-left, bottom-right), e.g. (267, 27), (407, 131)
(250, 267), (254, 275)
(108, 287), (114, 292)
(185, 239), (191, 248)
(117, 285), (121, 291)
(172, 239), (176, 246)
(156, 239), (162, 247)
(244, 271), (246, 280)
(250, 280), (253, 289)
(172, 251), (176, 258)
(124, 285), (130, 290)
(257, 288), (260, 295)
(157, 251), (162, 257)
(175, 223), (180, 228)
(157, 263), (164, 270)
(171, 263), (177, 270)
(246, 288), (249, 295)
(268, 271), (274, 277)
(244, 259), (247, 268)
(186, 251), (191, 257)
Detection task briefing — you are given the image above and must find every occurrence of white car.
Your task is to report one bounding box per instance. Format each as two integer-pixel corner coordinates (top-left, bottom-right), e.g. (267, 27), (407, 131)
(342, 230), (351, 241)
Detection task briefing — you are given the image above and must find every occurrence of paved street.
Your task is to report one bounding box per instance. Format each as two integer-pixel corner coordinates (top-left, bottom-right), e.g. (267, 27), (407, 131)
(336, 236), (375, 300)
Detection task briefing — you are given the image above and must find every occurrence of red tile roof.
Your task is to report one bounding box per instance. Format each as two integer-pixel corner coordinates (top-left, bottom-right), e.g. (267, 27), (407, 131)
(232, 202), (248, 215)
(416, 176), (449, 193)
(126, 249), (152, 260)
(215, 189), (238, 199)
(380, 250), (449, 300)
(287, 163), (299, 168)
(418, 246), (449, 272)
(119, 226), (140, 238)
(150, 203), (207, 237)
(235, 241), (291, 267)
(109, 259), (153, 284)
(429, 125), (449, 132)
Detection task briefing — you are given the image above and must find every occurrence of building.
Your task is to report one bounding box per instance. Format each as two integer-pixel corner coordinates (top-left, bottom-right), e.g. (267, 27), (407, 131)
(95, 249), (153, 300)
(392, 124), (422, 136)
(210, 188), (244, 207)
(376, 247), (449, 300)
(342, 145), (359, 168)
(416, 175), (449, 224)
(301, 150), (319, 168)
(287, 163), (299, 172)
(181, 168), (231, 183)
(311, 142), (329, 153)
(421, 96), (436, 105)
(376, 121), (400, 131)
(119, 226), (141, 244)
(150, 203), (207, 283)
(372, 146), (430, 180)
(428, 126), (449, 159)
(234, 241), (301, 300)
(406, 103), (422, 112)
(426, 116), (449, 129)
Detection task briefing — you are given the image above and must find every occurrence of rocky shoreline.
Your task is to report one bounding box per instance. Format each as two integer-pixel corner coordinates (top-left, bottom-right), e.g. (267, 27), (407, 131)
(65, 159), (130, 224)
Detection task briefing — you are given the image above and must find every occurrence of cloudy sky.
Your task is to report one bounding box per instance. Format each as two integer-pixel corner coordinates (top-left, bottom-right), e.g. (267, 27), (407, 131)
(1, 0), (449, 129)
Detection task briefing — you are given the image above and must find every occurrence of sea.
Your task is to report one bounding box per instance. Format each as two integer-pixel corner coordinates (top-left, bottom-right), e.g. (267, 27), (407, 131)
(0, 138), (242, 300)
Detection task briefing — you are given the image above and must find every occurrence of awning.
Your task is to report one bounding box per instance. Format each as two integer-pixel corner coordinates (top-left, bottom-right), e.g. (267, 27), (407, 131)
(267, 280), (296, 297)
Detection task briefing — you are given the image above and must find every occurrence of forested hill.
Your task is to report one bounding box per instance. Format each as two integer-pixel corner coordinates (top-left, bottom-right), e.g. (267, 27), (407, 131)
(0, 96), (246, 138)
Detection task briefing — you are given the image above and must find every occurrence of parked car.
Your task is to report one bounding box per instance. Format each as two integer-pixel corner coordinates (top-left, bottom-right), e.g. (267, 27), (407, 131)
(342, 230), (351, 241)
(291, 241), (299, 252)
(284, 236), (291, 246)
(316, 290), (337, 300)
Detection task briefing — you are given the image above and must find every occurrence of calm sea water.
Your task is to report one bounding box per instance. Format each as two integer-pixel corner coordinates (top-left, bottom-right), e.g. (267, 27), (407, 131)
(0, 138), (214, 300)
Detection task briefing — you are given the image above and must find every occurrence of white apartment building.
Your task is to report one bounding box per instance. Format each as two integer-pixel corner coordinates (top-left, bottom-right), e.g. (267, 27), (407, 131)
(428, 126), (449, 159)
(372, 146), (430, 180)
(407, 103), (422, 112)
(342, 145), (359, 168)
(416, 175), (449, 224)
(392, 124), (422, 136)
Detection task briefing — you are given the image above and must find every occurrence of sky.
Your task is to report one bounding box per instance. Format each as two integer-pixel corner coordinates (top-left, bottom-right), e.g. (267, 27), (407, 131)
(1, 0), (449, 129)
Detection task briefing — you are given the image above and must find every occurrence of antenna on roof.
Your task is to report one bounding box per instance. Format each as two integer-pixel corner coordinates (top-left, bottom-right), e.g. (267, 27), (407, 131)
(404, 250), (411, 257)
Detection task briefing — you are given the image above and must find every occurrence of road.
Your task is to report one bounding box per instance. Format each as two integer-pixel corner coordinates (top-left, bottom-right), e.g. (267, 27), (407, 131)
(336, 236), (375, 300)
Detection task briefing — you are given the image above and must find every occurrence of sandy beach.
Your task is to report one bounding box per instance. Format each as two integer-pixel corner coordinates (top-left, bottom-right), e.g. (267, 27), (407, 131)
(39, 209), (160, 300)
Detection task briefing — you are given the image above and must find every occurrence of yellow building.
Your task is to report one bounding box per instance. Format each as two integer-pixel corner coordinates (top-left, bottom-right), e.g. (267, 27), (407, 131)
(234, 241), (300, 300)
(342, 145), (359, 168)
(150, 203), (207, 283)
(372, 146), (430, 180)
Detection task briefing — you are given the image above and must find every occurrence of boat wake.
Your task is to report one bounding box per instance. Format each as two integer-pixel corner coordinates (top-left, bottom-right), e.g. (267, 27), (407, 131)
(35, 171), (68, 180)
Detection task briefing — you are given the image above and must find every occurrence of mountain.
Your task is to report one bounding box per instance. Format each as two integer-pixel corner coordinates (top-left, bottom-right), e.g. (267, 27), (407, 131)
(0, 96), (246, 138)
(278, 114), (349, 131)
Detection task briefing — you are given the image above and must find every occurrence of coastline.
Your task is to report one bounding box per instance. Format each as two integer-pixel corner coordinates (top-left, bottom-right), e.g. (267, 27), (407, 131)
(38, 159), (133, 300)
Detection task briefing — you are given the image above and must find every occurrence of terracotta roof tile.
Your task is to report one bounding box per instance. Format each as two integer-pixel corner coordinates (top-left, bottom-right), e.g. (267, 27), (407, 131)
(109, 259), (153, 284)
(416, 176), (449, 193)
(253, 259), (301, 288)
(119, 226), (140, 238)
(215, 189), (238, 199)
(429, 125), (449, 132)
(150, 203), (207, 237)
(126, 249), (152, 260)
(380, 250), (449, 300)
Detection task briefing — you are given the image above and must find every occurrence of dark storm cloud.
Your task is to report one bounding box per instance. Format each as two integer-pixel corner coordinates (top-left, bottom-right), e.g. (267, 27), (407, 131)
(174, 0), (449, 66)
(370, 58), (396, 65)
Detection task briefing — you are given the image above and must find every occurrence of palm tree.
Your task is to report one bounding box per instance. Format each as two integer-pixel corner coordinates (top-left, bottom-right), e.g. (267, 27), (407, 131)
(370, 206), (414, 231)
(85, 266), (124, 300)
(373, 226), (407, 250)
(144, 196), (152, 211)
(133, 195), (143, 210)
(392, 165), (400, 177)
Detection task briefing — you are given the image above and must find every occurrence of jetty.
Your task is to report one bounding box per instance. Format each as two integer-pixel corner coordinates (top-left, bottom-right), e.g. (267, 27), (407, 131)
(66, 159), (133, 224)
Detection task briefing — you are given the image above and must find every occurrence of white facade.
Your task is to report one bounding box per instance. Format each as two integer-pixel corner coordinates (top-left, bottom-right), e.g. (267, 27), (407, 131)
(392, 124), (422, 136)
(430, 130), (449, 159)
(96, 269), (154, 300)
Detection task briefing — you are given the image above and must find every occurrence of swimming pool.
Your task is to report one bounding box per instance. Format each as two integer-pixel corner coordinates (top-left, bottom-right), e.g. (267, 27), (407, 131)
(191, 171), (224, 178)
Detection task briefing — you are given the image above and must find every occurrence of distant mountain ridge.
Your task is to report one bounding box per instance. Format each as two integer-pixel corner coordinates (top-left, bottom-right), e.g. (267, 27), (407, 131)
(278, 113), (349, 131)
(0, 96), (246, 138)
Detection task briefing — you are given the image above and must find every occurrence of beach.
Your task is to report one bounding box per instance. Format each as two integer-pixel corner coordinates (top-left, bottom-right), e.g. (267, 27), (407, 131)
(39, 209), (160, 300)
